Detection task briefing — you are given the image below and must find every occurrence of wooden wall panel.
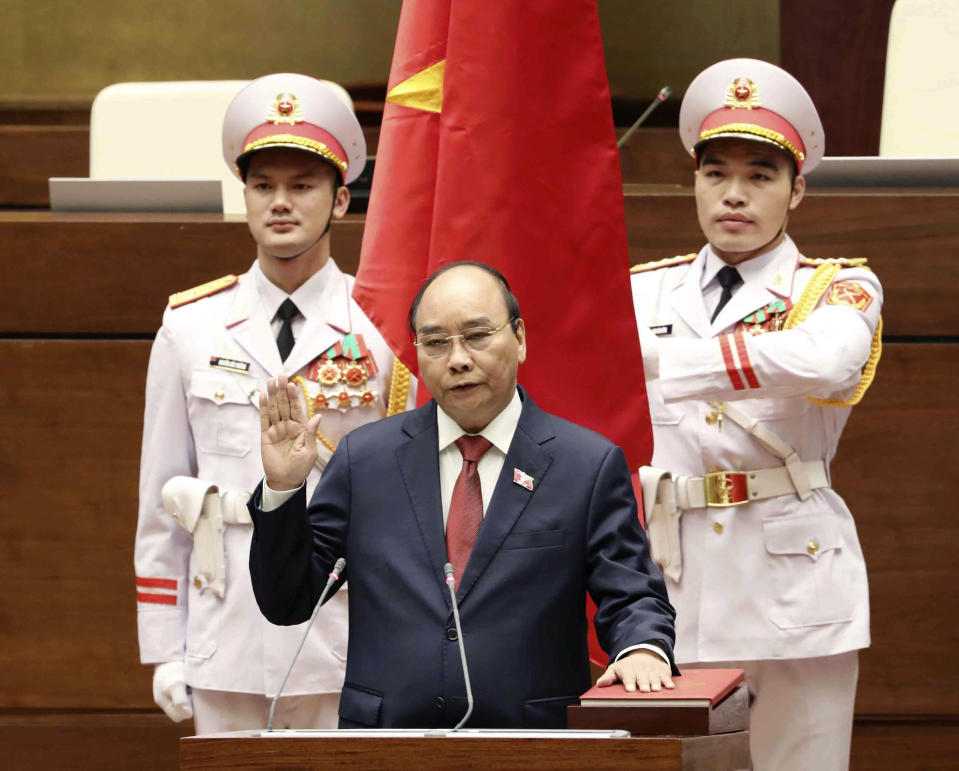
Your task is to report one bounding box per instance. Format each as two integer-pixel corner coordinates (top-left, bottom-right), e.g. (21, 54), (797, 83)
(0, 340), (154, 708)
(781, 0), (897, 156)
(851, 718), (959, 770)
(832, 345), (959, 714)
(2, 713), (191, 771)
(0, 126), (88, 207)
(0, 214), (253, 334)
(617, 128), (693, 186)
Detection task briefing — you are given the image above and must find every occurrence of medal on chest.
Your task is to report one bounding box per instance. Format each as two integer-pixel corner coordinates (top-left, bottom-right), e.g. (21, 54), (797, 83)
(736, 299), (793, 336)
(298, 332), (380, 411)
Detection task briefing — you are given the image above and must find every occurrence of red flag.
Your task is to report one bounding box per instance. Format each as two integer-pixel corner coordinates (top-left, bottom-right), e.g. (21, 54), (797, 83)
(354, 0), (653, 662)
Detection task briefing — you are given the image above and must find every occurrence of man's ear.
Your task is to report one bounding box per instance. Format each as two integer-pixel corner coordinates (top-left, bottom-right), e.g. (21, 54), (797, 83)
(789, 174), (806, 211)
(332, 185), (351, 219)
(515, 318), (527, 365)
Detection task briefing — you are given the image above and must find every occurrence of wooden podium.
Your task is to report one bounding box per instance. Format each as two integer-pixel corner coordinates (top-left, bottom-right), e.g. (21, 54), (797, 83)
(180, 729), (749, 770)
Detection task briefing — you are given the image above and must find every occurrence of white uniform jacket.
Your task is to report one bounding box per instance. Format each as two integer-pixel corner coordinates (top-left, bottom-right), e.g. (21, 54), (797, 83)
(631, 236), (881, 664)
(135, 259), (409, 695)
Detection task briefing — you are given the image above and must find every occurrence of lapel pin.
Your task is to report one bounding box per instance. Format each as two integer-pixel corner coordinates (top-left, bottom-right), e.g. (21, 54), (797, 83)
(513, 468), (534, 491)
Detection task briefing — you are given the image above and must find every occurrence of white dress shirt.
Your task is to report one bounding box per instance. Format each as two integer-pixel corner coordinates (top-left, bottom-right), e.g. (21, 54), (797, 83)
(436, 389), (521, 526)
(700, 238), (791, 328)
(253, 257), (349, 339)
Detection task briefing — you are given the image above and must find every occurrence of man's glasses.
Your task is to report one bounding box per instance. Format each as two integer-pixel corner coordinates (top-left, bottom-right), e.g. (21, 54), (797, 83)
(413, 318), (516, 358)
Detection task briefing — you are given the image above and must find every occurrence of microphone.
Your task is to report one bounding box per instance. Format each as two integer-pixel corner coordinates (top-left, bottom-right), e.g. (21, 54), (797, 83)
(617, 85), (672, 150)
(443, 562), (474, 731)
(266, 557), (346, 732)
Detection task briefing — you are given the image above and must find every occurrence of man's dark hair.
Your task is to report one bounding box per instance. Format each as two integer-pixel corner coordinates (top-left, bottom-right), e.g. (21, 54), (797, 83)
(407, 261), (522, 335)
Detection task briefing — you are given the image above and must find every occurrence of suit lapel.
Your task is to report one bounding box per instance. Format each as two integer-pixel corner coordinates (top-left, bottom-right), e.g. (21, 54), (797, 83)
(457, 394), (555, 605)
(395, 403), (451, 609)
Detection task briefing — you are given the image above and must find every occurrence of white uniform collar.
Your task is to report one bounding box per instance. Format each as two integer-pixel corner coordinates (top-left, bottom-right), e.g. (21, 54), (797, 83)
(436, 388), (522, 455)
(701, 235), (796, 296)
(252, 258), (350, 330)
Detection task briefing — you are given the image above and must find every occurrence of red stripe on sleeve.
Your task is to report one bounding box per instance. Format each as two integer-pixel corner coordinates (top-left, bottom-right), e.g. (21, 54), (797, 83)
(719, 335), (746, 390)
(734, 332), (761, 389)
(136, 577), (177, 590)
(137, 592), (178, 606)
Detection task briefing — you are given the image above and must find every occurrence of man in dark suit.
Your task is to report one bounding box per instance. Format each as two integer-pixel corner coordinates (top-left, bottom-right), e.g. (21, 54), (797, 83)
(250, 262), (677, 728)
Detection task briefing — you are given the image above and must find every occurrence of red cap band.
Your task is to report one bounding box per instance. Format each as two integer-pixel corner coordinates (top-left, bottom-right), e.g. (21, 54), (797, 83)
(697, 106), (806, 170)
(240, 122), (348, 173)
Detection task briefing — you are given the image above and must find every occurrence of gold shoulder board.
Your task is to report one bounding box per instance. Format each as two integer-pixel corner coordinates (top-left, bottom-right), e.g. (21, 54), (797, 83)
(168, 274), (239, 309)
(630, 254), (697, 274)
(798, 257), (869, 268)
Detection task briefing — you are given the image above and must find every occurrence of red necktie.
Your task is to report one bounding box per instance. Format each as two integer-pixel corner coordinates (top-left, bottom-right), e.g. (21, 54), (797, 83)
(446, 435), (493, 586)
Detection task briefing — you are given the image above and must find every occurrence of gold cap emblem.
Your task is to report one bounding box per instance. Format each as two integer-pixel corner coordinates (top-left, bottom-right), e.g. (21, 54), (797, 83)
(267, 92), (304, 125)
(724, 77), (761, 109)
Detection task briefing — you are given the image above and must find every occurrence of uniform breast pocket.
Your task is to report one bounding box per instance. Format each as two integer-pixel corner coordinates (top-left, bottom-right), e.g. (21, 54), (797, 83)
(188, 369), (256, 458)
(762, 513), (854, 629)
(647, 381), (685, 426)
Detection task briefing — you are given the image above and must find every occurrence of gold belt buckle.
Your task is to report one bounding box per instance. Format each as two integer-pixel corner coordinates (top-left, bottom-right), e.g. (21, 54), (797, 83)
(703, 470), (749, 507)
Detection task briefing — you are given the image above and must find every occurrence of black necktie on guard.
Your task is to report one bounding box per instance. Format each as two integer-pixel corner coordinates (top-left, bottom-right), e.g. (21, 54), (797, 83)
(275, 298), (299, 362)
(710, 265), (743, 323)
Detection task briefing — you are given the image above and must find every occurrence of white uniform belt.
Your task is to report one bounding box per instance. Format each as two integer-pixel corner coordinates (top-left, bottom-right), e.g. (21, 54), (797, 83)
(161, 477), (251, 598)
(673, 460), (829, 510)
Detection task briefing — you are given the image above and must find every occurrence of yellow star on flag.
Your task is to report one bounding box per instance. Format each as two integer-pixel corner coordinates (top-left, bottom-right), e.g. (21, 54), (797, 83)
(386, 60), (445, 113)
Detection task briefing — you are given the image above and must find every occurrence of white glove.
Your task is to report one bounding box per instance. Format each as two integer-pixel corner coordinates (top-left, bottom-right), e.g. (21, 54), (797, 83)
(638, 323), (660, 380)
(153, 661), (194, 723)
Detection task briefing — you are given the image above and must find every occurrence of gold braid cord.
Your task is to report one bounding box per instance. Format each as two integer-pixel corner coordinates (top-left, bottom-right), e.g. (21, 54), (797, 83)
(386, 357), (412, 417)
(784, 262), (882, 407)
(290, 375), (337, 453)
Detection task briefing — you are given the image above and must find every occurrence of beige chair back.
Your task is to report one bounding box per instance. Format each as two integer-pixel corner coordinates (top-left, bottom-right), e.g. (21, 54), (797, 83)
(90, 81), (248, 214)
(880, 0), (959, 156)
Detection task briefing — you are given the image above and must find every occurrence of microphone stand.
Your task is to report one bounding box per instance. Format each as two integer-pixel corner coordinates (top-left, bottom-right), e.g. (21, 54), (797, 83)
(617, 86), (672, 150)
(266, 557), (346, 732)
(443, 563), (473, 731)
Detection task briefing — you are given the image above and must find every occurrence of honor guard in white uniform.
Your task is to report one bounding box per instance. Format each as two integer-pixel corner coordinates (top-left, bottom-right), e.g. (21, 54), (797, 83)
(134, 73), (414, 734)
(631, 59), (882, 770)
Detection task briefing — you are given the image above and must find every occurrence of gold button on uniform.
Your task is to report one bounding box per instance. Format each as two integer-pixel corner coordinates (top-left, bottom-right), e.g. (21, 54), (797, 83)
(193, 576), (203, 589)
(713, 522), (724, 534)
(807, 539), (820, 556)
(214, 389), (225, 401)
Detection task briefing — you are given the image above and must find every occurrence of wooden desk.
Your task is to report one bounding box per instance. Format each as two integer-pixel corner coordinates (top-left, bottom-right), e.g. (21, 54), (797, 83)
(180, 731), (750, 771)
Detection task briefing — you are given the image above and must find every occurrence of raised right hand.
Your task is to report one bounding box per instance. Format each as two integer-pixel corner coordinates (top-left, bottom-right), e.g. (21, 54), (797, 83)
(260, 374), (322, 490)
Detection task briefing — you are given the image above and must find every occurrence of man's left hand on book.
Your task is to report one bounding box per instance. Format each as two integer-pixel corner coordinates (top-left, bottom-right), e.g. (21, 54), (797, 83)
(596, 650), (675, 693)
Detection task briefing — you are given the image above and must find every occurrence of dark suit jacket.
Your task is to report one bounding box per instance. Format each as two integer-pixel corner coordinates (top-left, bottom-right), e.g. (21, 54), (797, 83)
(250, 388), (676, 729)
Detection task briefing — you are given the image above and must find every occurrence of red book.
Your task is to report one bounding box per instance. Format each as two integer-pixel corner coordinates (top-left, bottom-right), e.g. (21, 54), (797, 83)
(569, 669), (748, 736)
(579, 669), (745, 707)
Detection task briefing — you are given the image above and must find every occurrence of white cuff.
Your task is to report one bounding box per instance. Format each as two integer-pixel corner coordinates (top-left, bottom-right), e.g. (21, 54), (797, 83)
(261, 479), (304, 511)
(614, 642), (670, 667)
